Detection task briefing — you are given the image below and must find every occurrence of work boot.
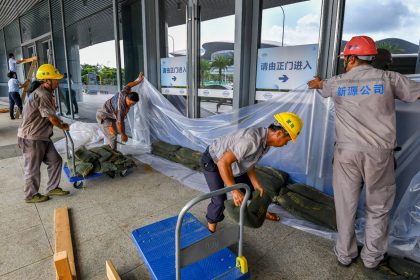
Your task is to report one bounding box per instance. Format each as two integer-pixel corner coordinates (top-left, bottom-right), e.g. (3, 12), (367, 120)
(25, 193), (49, 203)
(47, 187), (70, 196)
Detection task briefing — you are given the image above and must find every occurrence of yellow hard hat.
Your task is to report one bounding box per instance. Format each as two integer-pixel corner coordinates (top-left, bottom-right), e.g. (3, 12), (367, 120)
(36, 64), (64, 80)
(273, 112), (303, 143)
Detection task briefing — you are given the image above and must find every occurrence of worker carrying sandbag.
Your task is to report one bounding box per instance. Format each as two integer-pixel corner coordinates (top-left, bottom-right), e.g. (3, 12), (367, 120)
(307, 36), (420, 270)
(96, 72), (144, 150)
(17, 64), (70, 203)
(200, 112), (303, 233)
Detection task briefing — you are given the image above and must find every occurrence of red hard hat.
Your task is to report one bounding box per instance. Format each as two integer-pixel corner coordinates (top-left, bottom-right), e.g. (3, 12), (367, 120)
(342, 36), (377, 57)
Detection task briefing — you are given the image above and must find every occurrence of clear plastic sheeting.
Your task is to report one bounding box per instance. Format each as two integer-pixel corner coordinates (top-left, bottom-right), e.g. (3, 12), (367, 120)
(129, 80), (336, 194)
(54, 121), (151, 155)
(389, 172), (420, 263)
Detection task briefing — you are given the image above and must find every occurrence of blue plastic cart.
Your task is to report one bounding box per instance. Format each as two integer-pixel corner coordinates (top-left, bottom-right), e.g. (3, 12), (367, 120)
(131, 183), (251, 280)
(62, 131), (106, 189)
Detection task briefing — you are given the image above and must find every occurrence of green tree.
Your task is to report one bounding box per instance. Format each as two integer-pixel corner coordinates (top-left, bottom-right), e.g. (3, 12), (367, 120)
(200, 59), (211, 87)
(376, 42), (404, 54)
(210, 56), (232, 83)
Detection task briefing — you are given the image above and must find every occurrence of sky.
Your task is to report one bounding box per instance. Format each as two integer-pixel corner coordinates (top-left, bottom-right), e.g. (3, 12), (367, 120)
(80, 0), (419, 66)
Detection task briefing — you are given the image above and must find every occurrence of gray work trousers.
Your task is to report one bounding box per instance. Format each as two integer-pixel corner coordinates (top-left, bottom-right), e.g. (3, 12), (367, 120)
(18, 138), (63, 199)
(333, 147), (395, 268)
(98, 120), (117, 150)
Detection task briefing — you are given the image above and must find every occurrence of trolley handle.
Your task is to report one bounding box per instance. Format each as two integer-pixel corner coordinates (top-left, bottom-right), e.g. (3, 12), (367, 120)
(175, 183), (251, 280)
(64, 131), (76, 176)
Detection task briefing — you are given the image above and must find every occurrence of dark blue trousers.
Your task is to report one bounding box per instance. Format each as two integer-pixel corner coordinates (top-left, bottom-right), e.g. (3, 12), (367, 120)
(201, 148), (254, 224)
(9, 91), (23, 119)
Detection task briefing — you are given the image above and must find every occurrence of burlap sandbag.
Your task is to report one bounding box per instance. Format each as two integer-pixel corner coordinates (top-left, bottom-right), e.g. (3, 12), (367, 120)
(75, 145), (100, 163)
(389, 257), (420, 279)
(90, 146), (112, 163)
(175, 147), (201, 164)
(287, 183), (334, 208)
(67, 159), (94, 177)
(152, 141), (181, 153)
(224, 171), (286, 228)
(273, 191), (337, 230)
(100, 161), (118, 173)
(256, 166), (289, 197)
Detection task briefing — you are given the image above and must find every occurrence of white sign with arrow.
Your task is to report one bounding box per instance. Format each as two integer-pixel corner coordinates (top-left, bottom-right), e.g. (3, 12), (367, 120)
(255, 44), (318, 100)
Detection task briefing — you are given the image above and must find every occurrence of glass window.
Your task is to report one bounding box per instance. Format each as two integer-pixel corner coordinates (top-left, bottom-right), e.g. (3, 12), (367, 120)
(199, 0), (235, 117)
(65, 7), (117, 121)
(160, 0), (188, 115)
(256, 0), (322, 102)
(340, 0), (420, 75)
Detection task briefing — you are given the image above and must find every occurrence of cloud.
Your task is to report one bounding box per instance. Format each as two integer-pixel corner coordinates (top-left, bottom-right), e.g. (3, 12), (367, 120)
(262, 13), (320, 45)
(343, 0), (415, 33)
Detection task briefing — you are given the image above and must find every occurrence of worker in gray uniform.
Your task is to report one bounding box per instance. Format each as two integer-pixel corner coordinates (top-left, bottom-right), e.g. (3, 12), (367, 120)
(96, 72), (144, 150)
(18, 64), (70, 203)
(201, 112), (303, 233)
(308, 35), (420, 270)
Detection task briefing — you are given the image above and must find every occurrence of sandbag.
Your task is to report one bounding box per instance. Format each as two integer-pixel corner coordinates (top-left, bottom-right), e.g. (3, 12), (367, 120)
(175, 147), (201, 164)
(152, 141), (181, 153)
(273, 191), (337, 230)
(287, 183), (334, 208)
(74, 145), (100, 163)
(255, 166), (288, 197)
(100, 161), (118, 173)
(90, 146), (112, 163)
(224, 175), (283, 228)
(389, 257), (420, 279)
(67, 159), (94, 177)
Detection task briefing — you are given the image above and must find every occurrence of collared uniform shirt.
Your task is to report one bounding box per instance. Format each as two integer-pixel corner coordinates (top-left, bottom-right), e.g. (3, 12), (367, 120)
(8, 78), (19, 92)
(17, 87), (57, 141)
(322, 65), (420, 151)
(8, 58), (17, 72)
(209, 127), (270, 176)
(96, 85), (130, 123)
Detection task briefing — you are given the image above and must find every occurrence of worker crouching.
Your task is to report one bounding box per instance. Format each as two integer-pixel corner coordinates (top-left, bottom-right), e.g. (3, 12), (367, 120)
(201, 112), (303, 233)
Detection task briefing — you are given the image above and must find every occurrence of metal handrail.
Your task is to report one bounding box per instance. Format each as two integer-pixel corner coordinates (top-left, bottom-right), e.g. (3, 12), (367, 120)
(64, 130), (76, 175)
(175, 183), (251, 280)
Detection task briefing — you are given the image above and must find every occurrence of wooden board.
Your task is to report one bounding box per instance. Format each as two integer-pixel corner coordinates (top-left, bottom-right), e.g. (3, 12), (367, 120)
(54, 208), (76, 280)
(106, 260), (122, 280)
(15, 56), (37, 119)
(54, 251), (73, 280)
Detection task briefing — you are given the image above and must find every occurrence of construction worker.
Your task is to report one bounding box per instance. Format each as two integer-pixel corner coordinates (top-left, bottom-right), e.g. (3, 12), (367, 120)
(201, 112), (303, 233)
(96, 72), (144, 150)
(8, 53), (23, 72)
(7, 71), (25, 119)
(17, 64), (70, 203)
(307, 36), (420, 270)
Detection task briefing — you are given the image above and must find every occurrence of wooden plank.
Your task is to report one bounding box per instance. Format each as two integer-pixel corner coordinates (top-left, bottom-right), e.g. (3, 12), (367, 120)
(54, 208), (76, 280)
(20, 56), (38, 64)
(15, 58), (37, 119)
(54, 251), (73, 280)
(106, 260), (122, 280)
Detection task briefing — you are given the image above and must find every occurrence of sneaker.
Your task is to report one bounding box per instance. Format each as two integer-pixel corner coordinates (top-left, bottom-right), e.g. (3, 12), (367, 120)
(47, 187), (70, 196)
(74, 114), (80, 119)
(364, 254), (389, 271)
(25, 193), (49, 203)
(337, 257), (357, 268)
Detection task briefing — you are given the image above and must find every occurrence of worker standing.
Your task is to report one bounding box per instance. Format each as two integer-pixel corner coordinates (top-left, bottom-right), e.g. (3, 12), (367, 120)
(18, 64), (70, 203)
(307, 36), (420, 269)
(201, 112), (303, 233)
(96, 72), (144, 150)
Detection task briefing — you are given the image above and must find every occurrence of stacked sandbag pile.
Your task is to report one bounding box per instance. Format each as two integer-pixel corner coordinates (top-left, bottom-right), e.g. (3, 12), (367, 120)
(272, 183), (337, 230)
(224, 167), (289, 228)
(388, 256), (420, 279)
(151, 140), (337, 230)
(67, 145), (136, 177)
(151, 140), (202, 170)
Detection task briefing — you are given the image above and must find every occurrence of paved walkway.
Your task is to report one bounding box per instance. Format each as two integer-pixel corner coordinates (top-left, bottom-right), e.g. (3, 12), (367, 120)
(0, 104), (401, 280)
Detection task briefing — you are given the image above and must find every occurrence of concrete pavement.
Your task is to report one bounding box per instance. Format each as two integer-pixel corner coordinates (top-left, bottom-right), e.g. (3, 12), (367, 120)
(0, 103), (403, 280)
